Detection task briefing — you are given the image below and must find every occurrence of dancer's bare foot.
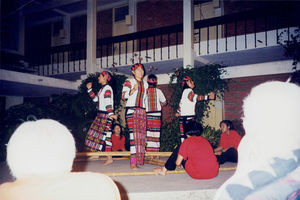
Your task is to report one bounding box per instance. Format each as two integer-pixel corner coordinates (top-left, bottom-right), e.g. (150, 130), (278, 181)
(130, 164), (140, 170)
(153, 167), (167, 176)
(103, 156), (113, 165)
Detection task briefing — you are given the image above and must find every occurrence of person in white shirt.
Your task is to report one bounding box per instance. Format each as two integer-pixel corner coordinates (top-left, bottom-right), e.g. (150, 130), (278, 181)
(85, 71), (117, 165)
(175, 76), (215, 143)
(122, 63), (148, 170)
(145, 74), (167, 153)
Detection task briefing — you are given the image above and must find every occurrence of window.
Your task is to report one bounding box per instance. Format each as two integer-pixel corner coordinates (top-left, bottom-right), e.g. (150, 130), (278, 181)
(114, 5), (128, 22)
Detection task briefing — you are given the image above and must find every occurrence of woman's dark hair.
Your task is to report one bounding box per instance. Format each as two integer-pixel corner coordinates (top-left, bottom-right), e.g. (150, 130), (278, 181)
(184, 121), (203, 137)
(147, 74), (157, 88)
(219, 120), (234, 130)
(182, 82), (190, 90)
(112, 123), (123, 140)
(181, 76), (193, 90)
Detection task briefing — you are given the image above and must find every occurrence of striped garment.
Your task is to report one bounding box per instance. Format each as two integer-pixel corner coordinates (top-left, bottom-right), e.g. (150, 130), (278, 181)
(145, 88), (166, 152)
(126, 108), (147, 165)
(87, 84), (114, 117)
(146, 112), (161, 152)
(85, 112), (113, 152)
(122, 79), (148, 109)
(179, 116), (195, 143)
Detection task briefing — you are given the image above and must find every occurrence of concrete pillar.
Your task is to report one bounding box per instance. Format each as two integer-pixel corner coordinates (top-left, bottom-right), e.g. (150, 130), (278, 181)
(183, 0), (194, 68)
(86, 0), (97, 74)
(5, 96), (24, 110)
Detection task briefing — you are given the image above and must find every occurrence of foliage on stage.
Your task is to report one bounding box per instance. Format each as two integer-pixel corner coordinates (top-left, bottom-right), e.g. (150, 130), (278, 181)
(169, 64), (228, 123)
(0, 73), (127, 161)
(160, 118), (181, 151)
(159, 64), (227, 151)
(78, 72), (127, 110)
(201, 126), (222, 148)
(279, 27), (300, 71)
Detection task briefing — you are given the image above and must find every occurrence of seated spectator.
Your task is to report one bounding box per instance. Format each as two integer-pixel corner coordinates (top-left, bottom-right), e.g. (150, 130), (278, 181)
(153, 121), (219, 179)
(214, 81), (300, 200)
(112, 124), (126, 152)
(0, 119), (121, 200)
(214, 120), (242, 164)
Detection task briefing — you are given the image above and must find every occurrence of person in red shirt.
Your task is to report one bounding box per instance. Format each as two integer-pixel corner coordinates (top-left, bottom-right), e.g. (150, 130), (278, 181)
(153, 121), (219, 179)
(214, 120), (242, 164)
(111, 124), (126, 152)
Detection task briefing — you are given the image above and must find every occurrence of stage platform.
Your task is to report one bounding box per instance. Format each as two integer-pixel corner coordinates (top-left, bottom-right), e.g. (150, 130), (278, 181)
(0, 158), (236, 200)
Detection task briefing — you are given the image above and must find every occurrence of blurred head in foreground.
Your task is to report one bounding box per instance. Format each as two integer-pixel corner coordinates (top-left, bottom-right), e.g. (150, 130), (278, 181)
(214, 81), (300, 200)
(7, 119), (76, 179)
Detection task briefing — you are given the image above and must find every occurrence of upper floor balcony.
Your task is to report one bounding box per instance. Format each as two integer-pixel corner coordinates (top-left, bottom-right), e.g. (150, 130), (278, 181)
(2, 3), (299, 81)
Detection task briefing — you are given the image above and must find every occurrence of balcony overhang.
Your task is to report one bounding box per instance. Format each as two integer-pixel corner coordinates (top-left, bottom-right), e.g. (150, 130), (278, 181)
(106, 45), (289, 76)
(0, 69), (79, 97)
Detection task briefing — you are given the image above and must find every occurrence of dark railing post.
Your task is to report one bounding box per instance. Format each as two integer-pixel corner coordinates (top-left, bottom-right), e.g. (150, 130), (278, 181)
(146, 36), (148, 62)
(225, 23), (228, 52)
(138, 38), (141, 57)
(132, 39), (134, 64)
(125, 40), (128, 65)
(167, 33), (170, 59)
(216, 25), (218, 53)
(198, 28), (201, 55)
(68, 50), (70, 73)
(100, 45), (103, 68)
(245, 19), (247, 49)
(83, 49), (87, 71)
(62, 51), (65, 73)
(52, 53), (54, 74)
(153, 35), (156, 61)
(235, 21), (237, 50)
(106, 44), (108, 67)
(112, 42), (115, 67)
(47, 55), (49, 75)
(78, 50), (81, 71)
(254, 17), (257, 48)
(119, 42), (121, 65)
(207, 26), (209, 54)
(265, 16), (268, 46)
(176, 31), (178, 58)
(160, 34), (163, 60)
(287, 27), (290, 42)
(56, 53), (59, 74)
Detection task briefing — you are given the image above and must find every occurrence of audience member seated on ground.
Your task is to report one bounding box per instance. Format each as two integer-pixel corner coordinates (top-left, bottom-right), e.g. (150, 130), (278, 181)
(214, 81), (300, 200)
(214, 120), (242, 165)
(111, 123), (126, 152)
(153, 121), (219, 179)
(0, 119), (121, 200)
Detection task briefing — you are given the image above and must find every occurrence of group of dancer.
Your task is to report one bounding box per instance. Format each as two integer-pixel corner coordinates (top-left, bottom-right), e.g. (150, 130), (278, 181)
(84, 64), (167, 169)
(84, 63), (241, 174)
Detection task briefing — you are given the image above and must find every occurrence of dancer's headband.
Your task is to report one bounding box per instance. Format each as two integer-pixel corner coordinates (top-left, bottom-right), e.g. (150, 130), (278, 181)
(101, 71), (111, 81)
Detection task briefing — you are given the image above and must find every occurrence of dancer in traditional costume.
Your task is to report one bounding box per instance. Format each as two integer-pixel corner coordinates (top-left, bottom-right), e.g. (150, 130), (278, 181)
(122, 63), (148, 170)
(176, 76), (215, 143)
(145, 74), (167, 153)
(85, 71), (117, 165)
